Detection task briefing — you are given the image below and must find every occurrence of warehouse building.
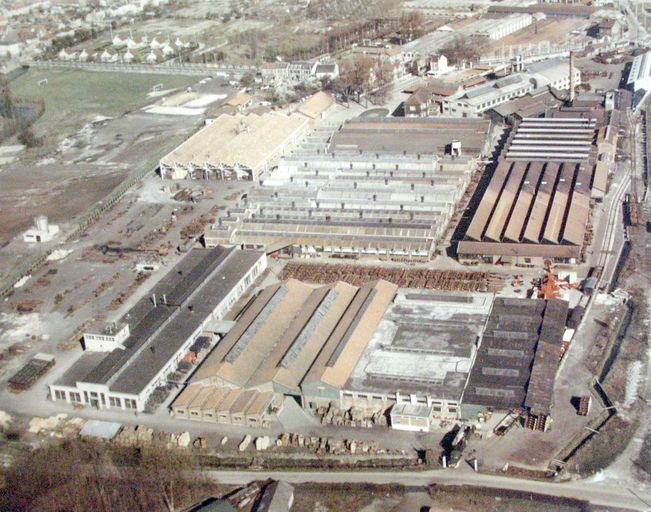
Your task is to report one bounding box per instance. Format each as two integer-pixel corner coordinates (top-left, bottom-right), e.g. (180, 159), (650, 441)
(205, 118), (493, 260)
(346, 290), (494, 432)
(441, 59), (580, 118)
(470, 14), (533, 41)
(457, 116), (598, 264)
(627, 50), (651, 108)
(171, 279), (497, 432)
(172, 279), (397, 426)
(462, 297), (568, 431)
(159, 112), (309, 181)
(50, 246), (266, 413)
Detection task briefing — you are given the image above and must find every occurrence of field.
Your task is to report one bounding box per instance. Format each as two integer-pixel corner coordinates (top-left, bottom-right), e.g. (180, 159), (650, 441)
(12, 69), (196, 152)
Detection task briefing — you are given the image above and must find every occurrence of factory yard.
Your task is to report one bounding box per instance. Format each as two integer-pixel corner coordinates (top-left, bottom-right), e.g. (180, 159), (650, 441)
(0, 69), (231, 295)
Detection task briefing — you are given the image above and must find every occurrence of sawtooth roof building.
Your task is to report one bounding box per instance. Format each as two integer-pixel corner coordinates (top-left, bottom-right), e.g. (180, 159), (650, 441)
(627, 50), (651, 109)
(204, 117), (494, 260)
(171, 280), (496, 432)
(50, 246), (267, 413)
(457, 115), (599, 265)
(171, 278), (569, 432)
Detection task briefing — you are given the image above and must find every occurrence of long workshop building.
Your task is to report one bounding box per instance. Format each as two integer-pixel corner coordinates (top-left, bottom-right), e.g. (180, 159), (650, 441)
(159, 112), (309, 181)
(171, 279), (496, 432)
(457, 115), (598, 265)
(462, 297), (569, 431)
(49, 246), (266, 413)
(204, 117), (494, 260)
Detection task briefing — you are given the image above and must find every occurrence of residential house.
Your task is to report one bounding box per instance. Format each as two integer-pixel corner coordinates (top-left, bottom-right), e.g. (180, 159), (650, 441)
(287, 61), (314, 83)
(597, 18), (623, 39)
(313, 62), (339, 81)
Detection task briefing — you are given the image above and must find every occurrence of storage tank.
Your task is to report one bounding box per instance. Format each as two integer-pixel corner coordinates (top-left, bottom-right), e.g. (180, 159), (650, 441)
(34, 215), (49, 233)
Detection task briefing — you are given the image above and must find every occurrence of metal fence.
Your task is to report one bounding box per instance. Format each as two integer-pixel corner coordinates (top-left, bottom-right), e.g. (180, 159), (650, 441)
(24, 59), (256, 77)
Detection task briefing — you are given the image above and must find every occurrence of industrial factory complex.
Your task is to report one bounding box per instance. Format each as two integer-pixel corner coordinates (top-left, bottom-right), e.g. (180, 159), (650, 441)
(4, 0), (651, 506)
(169, 271), (569, 432)
(457, 99), (616, 265)
(204, 117), (493, 259)
(40, 52), (624, 436)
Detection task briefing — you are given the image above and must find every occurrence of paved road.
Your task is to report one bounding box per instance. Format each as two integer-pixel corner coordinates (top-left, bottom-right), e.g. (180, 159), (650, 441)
(206, 467), (651, 510)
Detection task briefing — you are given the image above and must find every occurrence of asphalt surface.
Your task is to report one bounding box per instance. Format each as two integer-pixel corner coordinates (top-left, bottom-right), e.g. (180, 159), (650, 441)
(205, 466), (651, 511)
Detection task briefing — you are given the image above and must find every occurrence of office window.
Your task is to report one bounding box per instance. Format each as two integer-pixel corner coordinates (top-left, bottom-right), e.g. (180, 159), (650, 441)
(54, 390), (66, 401)
(70, 392), (81, 403)
(109, 396), (121, 408)
(124, 399), (137, 409)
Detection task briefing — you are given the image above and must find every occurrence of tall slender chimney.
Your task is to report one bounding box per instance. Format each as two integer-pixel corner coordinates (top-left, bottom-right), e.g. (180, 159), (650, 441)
(569, 51), (575, 104)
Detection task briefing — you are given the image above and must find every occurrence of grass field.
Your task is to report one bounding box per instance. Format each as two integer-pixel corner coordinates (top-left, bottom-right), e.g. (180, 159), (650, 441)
(11, 69), (197, 150)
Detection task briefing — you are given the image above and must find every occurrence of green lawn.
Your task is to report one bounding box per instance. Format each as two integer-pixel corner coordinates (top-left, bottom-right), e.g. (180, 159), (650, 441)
(11, 69), (196, 150)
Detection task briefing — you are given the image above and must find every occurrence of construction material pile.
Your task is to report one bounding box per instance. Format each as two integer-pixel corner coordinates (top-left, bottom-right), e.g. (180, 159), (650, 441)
(282, 262), (502, 292)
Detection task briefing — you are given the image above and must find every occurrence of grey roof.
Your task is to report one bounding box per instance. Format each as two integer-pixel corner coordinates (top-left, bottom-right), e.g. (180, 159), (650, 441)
(315, 63), (336, 73)
(190, 499), (236, 512)
(256, 481), (294, 512)
(346, 290), (494, 401)
(56, 246), (263, 397)
(496, 74), (525, 88)
(463, 298), (567, 413)
(329, 118), (491, 157)
(462, 298), (545, 410)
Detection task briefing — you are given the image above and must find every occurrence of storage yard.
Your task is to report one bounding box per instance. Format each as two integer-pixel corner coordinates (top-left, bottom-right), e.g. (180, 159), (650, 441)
(50, 246), (266, 412)
(281, 262), (503, 292)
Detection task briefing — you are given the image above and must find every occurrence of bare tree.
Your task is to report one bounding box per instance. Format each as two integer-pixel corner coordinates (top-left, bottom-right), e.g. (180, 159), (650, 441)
(336, 56), (375, 102)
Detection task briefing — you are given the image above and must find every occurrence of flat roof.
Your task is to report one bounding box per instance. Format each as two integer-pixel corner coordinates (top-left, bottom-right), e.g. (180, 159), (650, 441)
(346, 290), (494, 401)
(329, 117), (491, 157)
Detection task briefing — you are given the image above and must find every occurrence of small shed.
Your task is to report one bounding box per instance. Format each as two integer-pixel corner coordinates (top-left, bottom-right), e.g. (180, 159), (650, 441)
(8, 353), (55, 391)
(256, 480), (294, 512)
(79, 420), (122, 440)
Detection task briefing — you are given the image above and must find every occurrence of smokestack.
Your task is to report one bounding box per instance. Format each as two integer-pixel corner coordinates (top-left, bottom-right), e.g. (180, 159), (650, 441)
(162, 294), (167, 305)
(569, 51), (575, 104)
(152, 294), (157, 307)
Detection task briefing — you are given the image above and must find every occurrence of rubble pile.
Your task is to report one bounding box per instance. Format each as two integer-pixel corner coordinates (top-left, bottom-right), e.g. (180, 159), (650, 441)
(28, 414), (86, 437)
(113, 426), (192, 448)
(317, 403), (388, 428)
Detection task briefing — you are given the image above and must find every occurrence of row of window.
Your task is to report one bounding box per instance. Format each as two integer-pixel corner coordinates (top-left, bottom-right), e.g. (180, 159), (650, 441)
(54, 389), (136, 409)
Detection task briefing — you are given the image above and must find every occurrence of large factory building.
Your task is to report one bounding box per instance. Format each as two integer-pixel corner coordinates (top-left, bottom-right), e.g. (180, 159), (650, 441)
(49, 246), (266, 413)
(205, 117), (494, 260)
(457, 115), (599, 265)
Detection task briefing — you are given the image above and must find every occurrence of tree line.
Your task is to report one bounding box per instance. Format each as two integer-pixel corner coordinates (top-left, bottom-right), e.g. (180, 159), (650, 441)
(0, 439), (214, 512)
